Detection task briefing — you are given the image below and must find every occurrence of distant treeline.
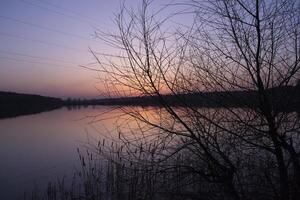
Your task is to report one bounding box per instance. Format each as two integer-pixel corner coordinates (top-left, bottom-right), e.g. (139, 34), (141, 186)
(0, 91), (63, 119)
(65, 85), (300, 112)
(1, 85), (299, 119)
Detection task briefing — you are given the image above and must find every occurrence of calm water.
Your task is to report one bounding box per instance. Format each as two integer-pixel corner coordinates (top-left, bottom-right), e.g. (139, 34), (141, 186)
(0, 106), (124, 200)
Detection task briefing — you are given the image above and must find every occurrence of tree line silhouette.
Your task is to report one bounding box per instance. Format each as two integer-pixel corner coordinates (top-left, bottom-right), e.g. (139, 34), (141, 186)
(1, 82), (299, 119)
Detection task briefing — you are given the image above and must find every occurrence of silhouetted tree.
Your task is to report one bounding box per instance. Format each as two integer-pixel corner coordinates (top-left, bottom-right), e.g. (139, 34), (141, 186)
(90, 0), (300, 199)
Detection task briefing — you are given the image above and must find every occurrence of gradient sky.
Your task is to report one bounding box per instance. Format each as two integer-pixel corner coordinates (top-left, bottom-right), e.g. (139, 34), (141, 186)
(0, 0), (191, 98)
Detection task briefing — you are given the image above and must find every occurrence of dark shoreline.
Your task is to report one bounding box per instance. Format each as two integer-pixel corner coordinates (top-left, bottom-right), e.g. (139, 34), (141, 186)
(1, 85), (299, 119)
(0, 91), (63, 119)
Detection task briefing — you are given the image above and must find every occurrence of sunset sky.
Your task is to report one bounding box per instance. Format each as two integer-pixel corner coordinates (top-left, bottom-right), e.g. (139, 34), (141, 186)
(0, 0), (191, 98)
(0, 0), (118, 98)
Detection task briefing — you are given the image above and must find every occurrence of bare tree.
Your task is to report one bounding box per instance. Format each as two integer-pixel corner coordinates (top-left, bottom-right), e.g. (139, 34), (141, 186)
(89, 0), (300, 199)
(182, 1), (300, 199)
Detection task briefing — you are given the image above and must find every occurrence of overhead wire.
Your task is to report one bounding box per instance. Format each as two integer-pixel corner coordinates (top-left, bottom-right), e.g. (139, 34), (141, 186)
(0, 32), (86, 53)
(18, 0), (99, 27)
(0, 1), (104, 71)
(0, 33), (100, 69)
(35, 0), (101, 23)
(0, 15), (96, 42)
(0, 56), (81, 70)
(0, 49), (78, 65)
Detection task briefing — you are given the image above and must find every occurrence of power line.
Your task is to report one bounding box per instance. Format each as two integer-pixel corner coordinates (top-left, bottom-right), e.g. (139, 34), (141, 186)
(0, 32), (101, 67)
(0, 56), (81, 70)
(35, 0), (101, 24)
(0, 49), (79, 65)
(0, 15), (95, 42)
(18, 0), (98, 27)
(0, 32), (86, 53)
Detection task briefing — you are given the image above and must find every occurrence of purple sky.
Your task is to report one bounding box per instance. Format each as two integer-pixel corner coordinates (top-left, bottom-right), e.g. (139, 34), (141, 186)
(0, 0), (191, 98)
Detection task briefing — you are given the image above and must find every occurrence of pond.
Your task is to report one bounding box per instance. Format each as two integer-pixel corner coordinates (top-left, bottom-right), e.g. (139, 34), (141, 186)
(0, 106), (123, 200)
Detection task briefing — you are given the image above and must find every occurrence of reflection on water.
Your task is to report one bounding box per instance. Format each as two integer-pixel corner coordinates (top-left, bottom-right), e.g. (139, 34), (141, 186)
(1, 106), (299, 199)
(0, 106), (124, 200)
